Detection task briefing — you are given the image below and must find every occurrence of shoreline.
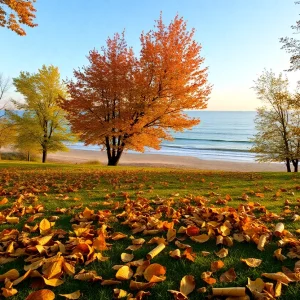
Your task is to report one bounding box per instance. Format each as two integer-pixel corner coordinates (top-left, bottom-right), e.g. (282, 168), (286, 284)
(47, 148), (285, 172)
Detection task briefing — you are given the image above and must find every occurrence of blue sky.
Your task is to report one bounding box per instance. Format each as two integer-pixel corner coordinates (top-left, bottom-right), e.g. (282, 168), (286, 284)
(1, 0), (299, 110)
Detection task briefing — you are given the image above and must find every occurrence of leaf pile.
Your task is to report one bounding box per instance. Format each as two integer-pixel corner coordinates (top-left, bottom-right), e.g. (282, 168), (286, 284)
(0, 187), (300, 299)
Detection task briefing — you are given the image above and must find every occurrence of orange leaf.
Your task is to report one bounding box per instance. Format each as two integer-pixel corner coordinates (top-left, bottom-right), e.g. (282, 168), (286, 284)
(25, 289), (55, 300)
(144, 263), (166, 282)
(211, 260), (224, 272)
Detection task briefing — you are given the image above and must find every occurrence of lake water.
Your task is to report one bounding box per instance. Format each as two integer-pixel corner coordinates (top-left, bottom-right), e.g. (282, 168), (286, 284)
(69, 111), (257, 162)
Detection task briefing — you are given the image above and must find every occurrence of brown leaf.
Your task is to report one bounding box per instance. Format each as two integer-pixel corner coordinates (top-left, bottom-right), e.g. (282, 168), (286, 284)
(168, 290), (188, 300)
(219, 268), (236, 282)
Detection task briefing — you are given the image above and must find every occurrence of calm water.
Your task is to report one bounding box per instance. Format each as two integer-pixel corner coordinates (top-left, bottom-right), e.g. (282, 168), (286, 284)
(69, 111), (257, 162)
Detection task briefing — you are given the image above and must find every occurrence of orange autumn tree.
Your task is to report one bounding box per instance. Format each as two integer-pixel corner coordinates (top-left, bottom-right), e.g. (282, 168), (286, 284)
(62, 15), (211, 166)
(0, 0), (37, 35)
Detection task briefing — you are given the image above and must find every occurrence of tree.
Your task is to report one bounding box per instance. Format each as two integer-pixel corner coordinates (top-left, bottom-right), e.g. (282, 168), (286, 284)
(62, 15), (211, 166)
(280, 1), (300, 71)
(0, 0), (37, 35)
(9, 65), (75, 163)
(0, 73), (11, 113)
(251, 70), (300, 172)
(0, 117), (15, 159)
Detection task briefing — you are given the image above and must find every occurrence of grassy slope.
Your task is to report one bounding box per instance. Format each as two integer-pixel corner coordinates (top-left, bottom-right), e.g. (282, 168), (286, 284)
(0, 161), (300, 299)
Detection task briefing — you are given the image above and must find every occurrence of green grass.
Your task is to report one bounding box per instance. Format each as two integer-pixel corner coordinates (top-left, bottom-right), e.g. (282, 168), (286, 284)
(0, 161), (300, 299)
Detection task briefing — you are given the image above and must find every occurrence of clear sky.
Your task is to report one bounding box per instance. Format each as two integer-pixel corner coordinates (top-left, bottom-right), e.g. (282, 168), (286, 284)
(1, 0), (300, 110)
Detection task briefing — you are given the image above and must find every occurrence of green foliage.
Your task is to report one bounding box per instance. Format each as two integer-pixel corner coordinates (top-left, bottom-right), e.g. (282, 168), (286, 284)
(251, 70), (300, 171)
(8, 65), (77, 162)
(0, 117), (16, 149)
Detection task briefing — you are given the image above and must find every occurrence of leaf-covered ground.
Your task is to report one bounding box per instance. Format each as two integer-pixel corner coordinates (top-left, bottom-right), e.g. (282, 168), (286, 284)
(0, 162), (300, 299)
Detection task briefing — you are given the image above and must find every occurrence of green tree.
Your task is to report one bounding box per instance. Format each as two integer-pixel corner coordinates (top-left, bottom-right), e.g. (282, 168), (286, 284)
(251, 70), (300, 172)
(9, 65), (75, 163)
(0, 117), (15, 159)
(280, 1), (300, 72)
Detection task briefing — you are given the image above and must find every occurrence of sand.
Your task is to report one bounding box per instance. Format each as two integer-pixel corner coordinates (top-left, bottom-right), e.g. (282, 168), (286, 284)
(47, 149), (285, 172)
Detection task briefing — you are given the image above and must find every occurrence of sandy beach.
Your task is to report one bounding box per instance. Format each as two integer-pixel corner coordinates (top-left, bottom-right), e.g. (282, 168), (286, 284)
(47, 149), (285, 172)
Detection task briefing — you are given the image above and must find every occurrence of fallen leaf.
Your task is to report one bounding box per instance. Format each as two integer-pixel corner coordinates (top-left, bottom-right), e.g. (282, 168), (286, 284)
(116, 266), (134, 281)
(190, 234), (209, 243)
(219, 268), (237, 282)
(180, 275), (195, 296)
(59, 290), (81, 299)
(241, 258), (262, 268)
(144, 263), (166, 282)
(25, 289), (55, 300)
(215, 248), (228, 258)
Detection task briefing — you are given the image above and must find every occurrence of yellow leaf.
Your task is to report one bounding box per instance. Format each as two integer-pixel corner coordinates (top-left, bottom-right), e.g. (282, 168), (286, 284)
(115, 266), (133, 280)
(240, 258), (262, 268)
(43, 277), (64, 286)
(6, 217), (19, 224)
(0, 269), (19, 281)
(59, 290), (81, 299)
(190, 234), (209, 243)
(39, 219), (51, 235)
(121, 253), (134, 263)
(215, 248), (228, 258)
(246, 278), (265, 293)
(180, 275), (195, 296)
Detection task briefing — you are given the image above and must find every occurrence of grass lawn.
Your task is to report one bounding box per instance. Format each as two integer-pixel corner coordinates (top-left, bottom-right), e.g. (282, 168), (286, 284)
(0, 161), (300, 299)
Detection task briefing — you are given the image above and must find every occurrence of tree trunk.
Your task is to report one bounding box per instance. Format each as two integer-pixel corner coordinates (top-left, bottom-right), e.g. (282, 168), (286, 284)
(27, 151), (30, 162)
(292, 159), (298, 172)
(107, 150), (123, 166)
(42, 149), (47, 163)
(286, 158), (291, 172)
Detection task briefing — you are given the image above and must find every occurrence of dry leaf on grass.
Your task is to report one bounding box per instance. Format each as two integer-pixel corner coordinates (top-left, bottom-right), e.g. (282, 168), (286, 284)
(59, 290), (81, 299)
(0, 269), (19, 281)
(190, 234), (209, 243)
(215, 248), (228, 258)
(116, 266), (133, 280)
(121, 253), (134, 263)
(25, 289), (55, 300)
(219, 268), (236, 282)
(180, 275), (195, 296)
(240, 258), (262, 268)
(144, 263), (166, 282)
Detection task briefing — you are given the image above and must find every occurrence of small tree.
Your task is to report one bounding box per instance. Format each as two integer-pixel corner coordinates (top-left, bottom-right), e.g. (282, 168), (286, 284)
(251, 70), (300, 172)
(0, 0), (37, 35)
(62, 15), (211, 166)
(9, 65), (75, 163)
